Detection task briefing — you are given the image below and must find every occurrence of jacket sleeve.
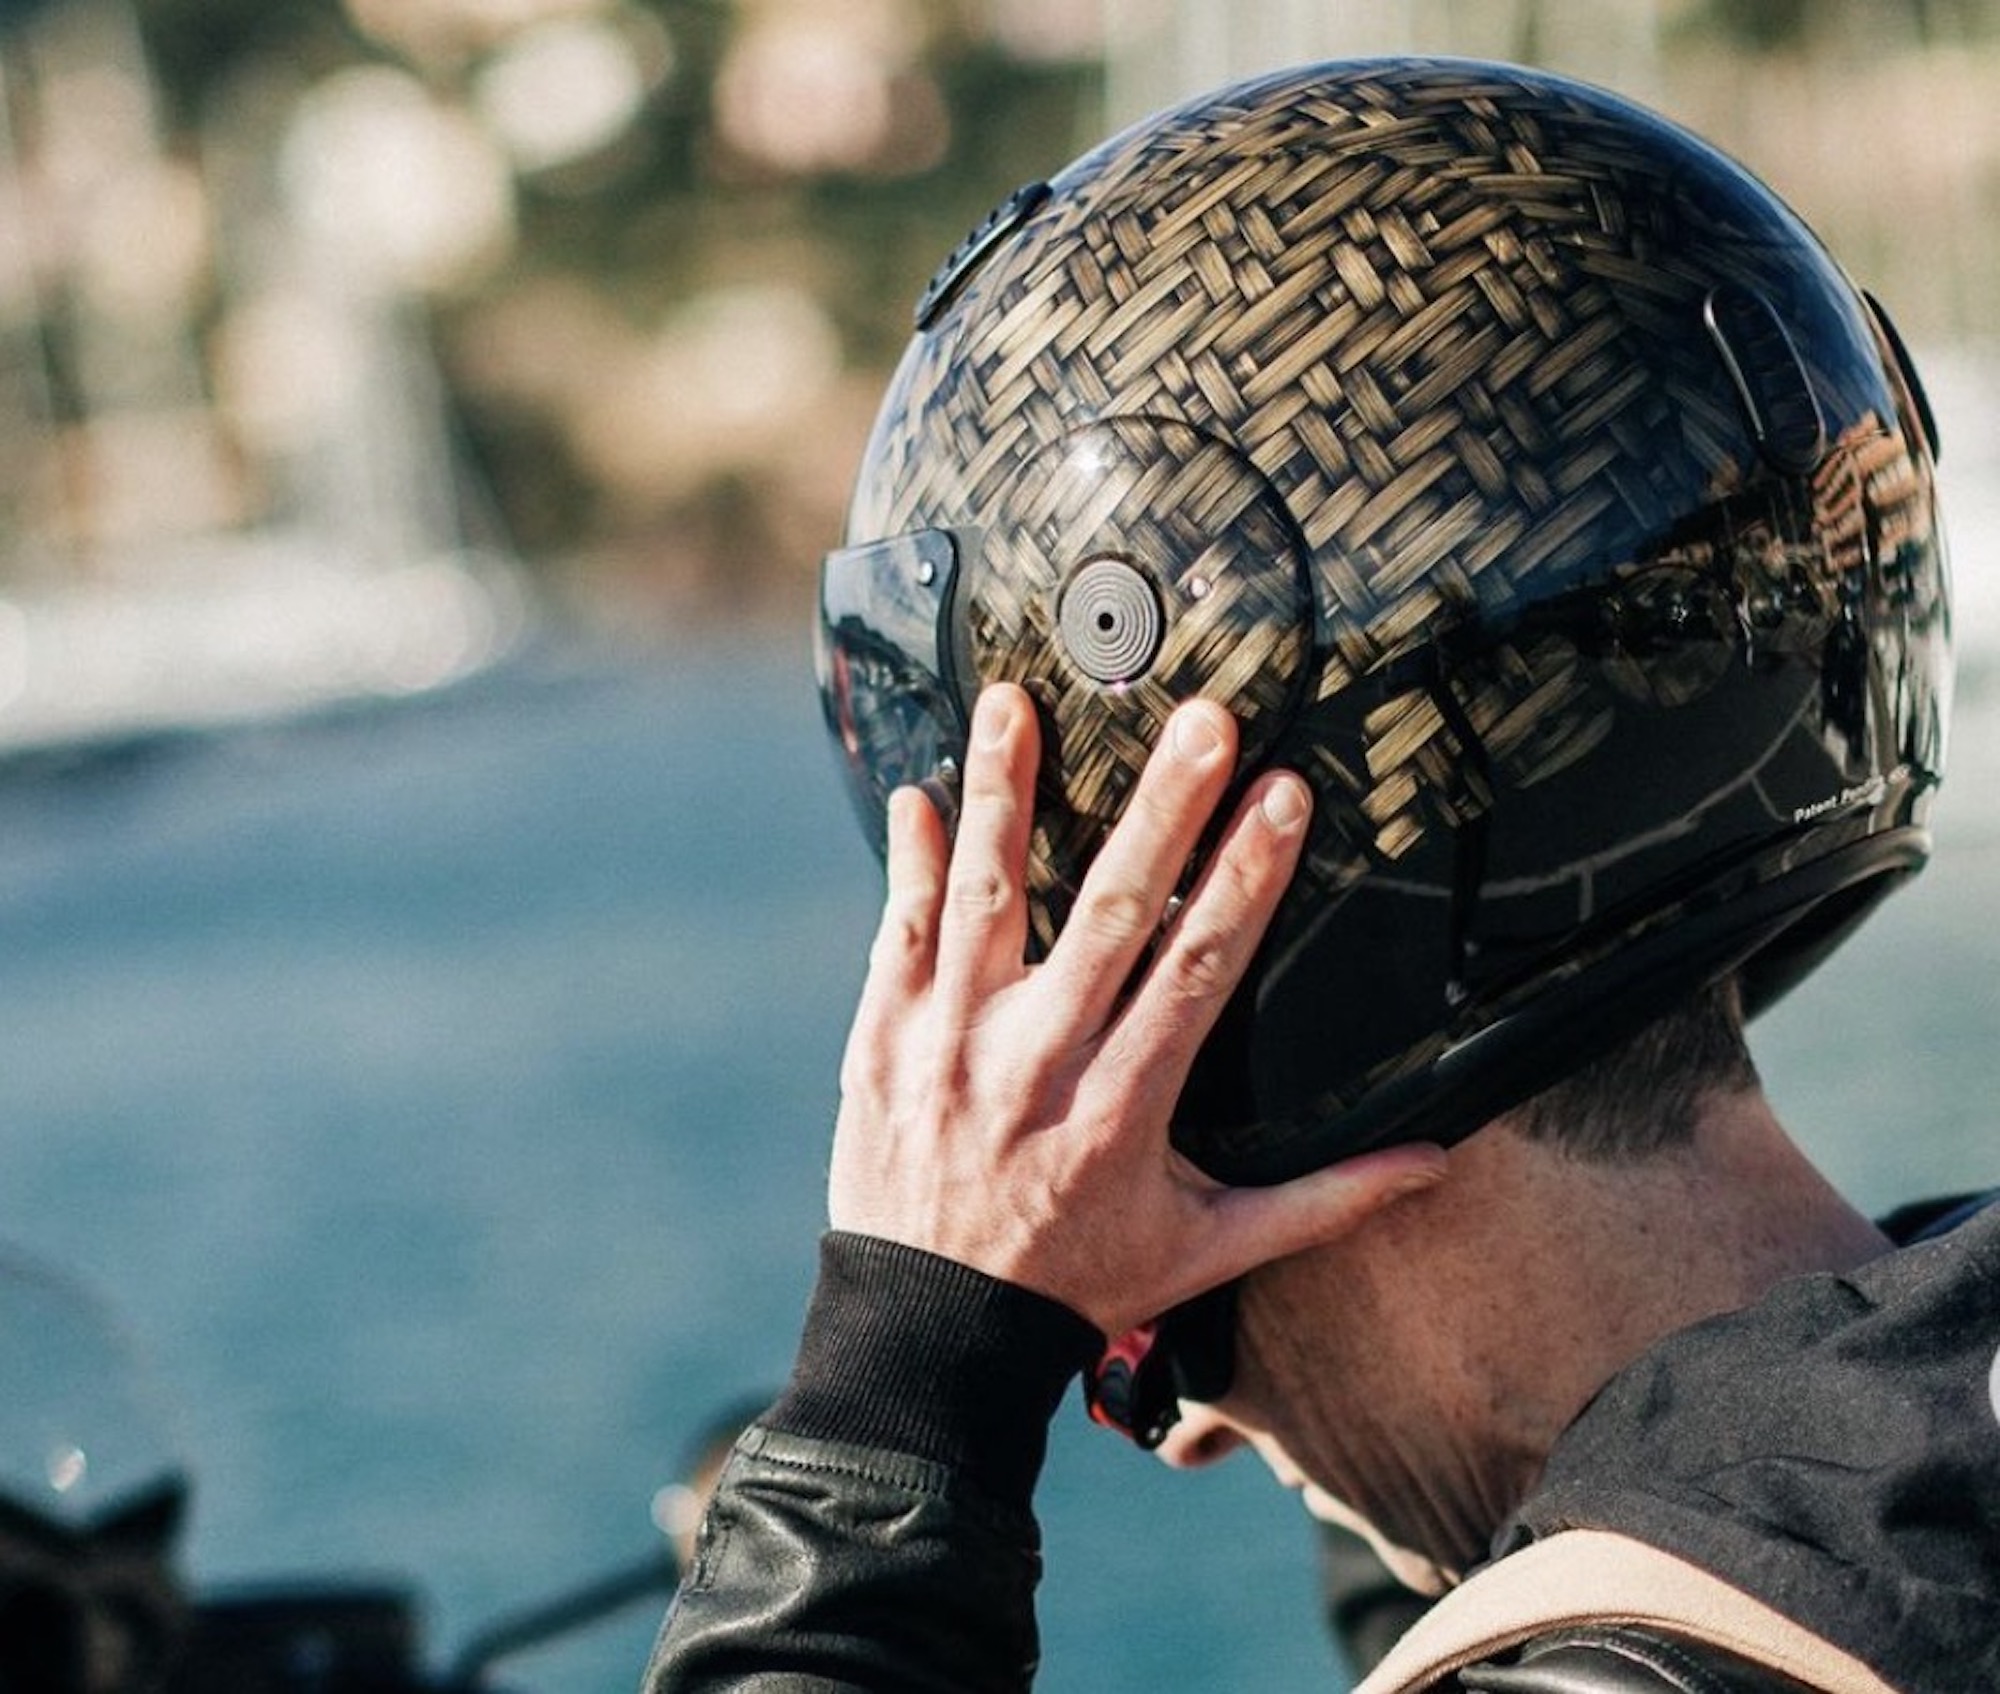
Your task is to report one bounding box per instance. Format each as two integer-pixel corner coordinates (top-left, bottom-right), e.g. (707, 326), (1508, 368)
(643, 1232), (1103, 1694)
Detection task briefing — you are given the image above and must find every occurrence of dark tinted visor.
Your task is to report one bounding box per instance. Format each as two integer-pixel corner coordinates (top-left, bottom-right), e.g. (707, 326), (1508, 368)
(816, 528), (970, 848)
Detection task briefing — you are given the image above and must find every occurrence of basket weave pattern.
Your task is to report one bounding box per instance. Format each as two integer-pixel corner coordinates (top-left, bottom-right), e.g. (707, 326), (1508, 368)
(837, 60), (1943, 1158)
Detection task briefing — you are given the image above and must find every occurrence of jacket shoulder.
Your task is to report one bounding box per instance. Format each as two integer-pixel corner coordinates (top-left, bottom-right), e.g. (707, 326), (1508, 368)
(1457, 1627), (1820, 1694)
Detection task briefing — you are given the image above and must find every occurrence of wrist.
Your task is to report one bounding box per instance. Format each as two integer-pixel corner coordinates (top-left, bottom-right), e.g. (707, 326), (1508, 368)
(764, 1231), (1104, 1510)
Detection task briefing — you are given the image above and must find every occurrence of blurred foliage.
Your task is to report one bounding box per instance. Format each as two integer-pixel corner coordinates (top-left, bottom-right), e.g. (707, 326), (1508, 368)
(1681, 0), (2000, 49)
(119, 0), (1099, 630)
(137, 0), (356, 117)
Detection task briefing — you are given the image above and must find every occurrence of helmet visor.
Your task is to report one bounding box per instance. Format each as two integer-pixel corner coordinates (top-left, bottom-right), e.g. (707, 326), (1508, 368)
(816, 528), (969, 846)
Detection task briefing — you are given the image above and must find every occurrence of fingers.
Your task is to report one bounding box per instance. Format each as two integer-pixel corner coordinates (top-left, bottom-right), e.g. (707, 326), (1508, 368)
(1042, 699), (1241, 1037)
(871, 785), (949, 993)
(1194, 1143), (1449, 1295)
(845, 783), (949, 1079)
(931, 685), (1039, 1009)
(831, 676), (1452, 1337)
(1103, 766), (1311, 1097)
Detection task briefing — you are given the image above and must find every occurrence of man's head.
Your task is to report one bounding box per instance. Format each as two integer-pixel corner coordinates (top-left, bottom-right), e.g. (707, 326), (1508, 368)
(819, 57), (1948, 1185)
(1158, 974), (1871, 1584)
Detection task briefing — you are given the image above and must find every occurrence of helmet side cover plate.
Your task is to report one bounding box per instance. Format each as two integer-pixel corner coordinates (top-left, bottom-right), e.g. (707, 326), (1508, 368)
(833, 59), (1948, 1181)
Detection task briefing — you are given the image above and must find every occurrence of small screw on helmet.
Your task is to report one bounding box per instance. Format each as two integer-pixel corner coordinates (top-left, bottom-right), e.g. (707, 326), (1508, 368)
(818, 58), (1949, 1183)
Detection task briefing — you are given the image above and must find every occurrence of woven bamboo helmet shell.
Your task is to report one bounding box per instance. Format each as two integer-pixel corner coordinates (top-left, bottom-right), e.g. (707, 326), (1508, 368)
(817, 57), (1949, 1184)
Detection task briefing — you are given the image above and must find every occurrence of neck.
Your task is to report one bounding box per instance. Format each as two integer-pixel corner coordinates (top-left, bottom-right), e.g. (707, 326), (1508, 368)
(1235, 1086), (1886, 1580)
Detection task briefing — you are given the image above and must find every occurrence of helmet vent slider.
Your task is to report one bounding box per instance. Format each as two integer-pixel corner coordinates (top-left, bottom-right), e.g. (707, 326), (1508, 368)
(1703, 283), (1826, 476)
(915, 180), (1052, 332)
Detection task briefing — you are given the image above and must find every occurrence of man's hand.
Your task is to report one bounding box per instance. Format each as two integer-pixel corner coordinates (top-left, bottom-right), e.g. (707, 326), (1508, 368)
(829, 683), (1446, 1338)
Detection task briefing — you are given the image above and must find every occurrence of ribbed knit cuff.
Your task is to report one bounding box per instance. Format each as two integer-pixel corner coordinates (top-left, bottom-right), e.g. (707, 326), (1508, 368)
(764, 1232), (1105, 1511)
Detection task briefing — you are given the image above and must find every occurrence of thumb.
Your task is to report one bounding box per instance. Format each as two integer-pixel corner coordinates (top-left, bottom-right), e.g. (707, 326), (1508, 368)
(1202, 1144), (1449, 1287)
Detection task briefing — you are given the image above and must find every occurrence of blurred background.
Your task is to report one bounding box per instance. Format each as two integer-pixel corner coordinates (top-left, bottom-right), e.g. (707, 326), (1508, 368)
(0, 1), (1993, 1689)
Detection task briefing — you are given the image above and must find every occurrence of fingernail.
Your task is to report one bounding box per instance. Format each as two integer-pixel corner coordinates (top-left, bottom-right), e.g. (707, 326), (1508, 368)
(1170, 703), (1226, 763)
(975, 689), (1015, 748)
(1260, 775), (1309, 832)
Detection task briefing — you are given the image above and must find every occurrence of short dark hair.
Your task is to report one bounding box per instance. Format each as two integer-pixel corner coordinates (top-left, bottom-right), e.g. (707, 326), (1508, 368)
(1506, 977), (1758, 1160)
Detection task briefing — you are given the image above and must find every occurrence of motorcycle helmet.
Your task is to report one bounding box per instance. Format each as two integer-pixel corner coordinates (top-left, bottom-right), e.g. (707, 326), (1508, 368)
(817, 57), (1949, 1184)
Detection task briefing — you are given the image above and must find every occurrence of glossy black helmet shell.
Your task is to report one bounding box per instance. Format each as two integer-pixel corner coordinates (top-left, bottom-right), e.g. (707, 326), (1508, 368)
(818, 58), (1949, 1183)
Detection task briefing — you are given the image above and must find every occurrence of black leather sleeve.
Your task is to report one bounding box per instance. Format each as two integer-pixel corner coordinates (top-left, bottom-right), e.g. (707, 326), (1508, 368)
(647, 1426), (1047, 1694)
(1459, 1628), (1819, 1694)
(642, 1232), (1102, 1693)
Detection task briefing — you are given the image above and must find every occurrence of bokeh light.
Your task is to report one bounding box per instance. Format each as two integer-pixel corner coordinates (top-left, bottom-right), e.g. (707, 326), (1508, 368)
(280, 66), (515, 297)
(474, 10), (668, 173)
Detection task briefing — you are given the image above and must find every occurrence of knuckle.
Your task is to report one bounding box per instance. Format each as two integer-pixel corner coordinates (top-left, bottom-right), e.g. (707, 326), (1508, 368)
(1162, 925), (1240, 1003)
(963, 772), (1023, 822)
(870, 903), (931, 969)
(966, 758), (1018, 794)
(947, 865), (1013, 918)
(1071, 883), (1156, 951)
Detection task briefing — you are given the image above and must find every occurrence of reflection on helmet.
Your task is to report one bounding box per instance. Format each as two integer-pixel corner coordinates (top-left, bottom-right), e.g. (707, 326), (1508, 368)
(0, 1251), (190, 1691)
(818, 59), (1950, 1183)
